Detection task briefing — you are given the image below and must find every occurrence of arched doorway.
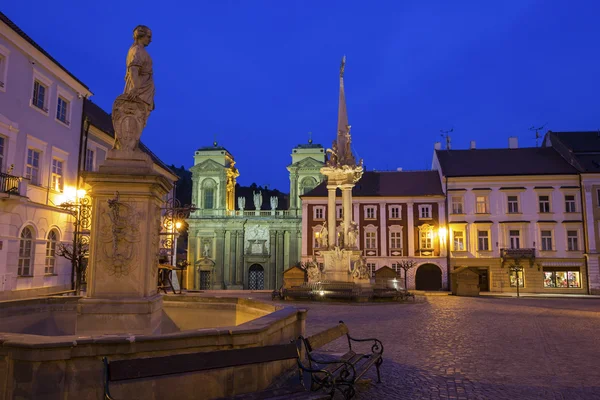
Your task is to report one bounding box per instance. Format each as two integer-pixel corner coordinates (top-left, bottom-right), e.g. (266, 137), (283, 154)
(415, 264), (442, 291)
(248, 264), (265, 290)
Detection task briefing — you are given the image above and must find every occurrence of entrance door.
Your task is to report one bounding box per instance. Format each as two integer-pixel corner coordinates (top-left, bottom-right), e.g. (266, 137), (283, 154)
(248, 264), (265, 290)
(199, 271), (211, 290)
(415, 264), (442, 291)
(478, 268), (489, 292)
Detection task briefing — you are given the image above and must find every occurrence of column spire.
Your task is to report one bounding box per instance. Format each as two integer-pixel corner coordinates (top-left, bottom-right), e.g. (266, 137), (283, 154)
(334, 55), (356, 166)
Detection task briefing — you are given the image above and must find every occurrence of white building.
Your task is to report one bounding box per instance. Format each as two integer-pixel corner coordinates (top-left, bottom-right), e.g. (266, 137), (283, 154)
(0, 12), (92, 299)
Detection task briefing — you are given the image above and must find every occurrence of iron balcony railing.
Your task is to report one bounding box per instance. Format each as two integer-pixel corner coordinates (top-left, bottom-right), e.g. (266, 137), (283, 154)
(0, 172), (21, 194)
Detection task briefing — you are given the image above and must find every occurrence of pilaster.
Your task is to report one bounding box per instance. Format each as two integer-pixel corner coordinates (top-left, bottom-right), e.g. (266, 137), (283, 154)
(379, 202), (387, 257)
(407, 202), (415, 256)
(214, 229), (225, 289)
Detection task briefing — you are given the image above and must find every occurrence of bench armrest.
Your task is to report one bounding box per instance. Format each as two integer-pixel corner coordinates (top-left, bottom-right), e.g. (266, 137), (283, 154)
(296, 357), (338, 397)
(103, 357), (116, 400)
(347, 335), (384, 356)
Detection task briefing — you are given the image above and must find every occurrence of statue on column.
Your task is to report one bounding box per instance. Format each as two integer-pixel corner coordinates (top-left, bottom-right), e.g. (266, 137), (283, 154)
(112, 25), (155, 153)
(320, 222), (328, 248)
(347, 221), (358, 249)
(337, 223), (344, 248)
(270, 196), (278, 211)
(253, 191), (263, 210)
(238, 196), (245, 211)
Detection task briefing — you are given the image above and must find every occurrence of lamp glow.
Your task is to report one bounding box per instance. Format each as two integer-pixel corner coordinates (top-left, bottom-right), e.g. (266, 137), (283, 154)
(175, 221), (182, 230)
(438, 227), (447, 237)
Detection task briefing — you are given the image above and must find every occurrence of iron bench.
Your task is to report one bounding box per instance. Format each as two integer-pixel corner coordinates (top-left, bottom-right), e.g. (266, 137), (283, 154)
(298, 321), (384, 399)
(103, 343), (331, 400)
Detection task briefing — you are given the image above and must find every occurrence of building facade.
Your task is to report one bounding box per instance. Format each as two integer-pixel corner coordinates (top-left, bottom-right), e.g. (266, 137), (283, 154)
(434, 138), (588, 294)
(0, 12), (92, 299)
(186, 142), (324, 290)
(301, 170), (449, 290)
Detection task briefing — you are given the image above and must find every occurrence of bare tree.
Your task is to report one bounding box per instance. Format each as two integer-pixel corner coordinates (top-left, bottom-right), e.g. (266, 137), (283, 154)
(57, 237), (89, 294)
(398, 260), (417, 289)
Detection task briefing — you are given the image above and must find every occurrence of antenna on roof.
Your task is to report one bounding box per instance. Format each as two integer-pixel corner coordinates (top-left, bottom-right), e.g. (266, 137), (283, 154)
(440, 128), (453, 150)
(308, 131), (313, 144)
(529, 123), (547, 147)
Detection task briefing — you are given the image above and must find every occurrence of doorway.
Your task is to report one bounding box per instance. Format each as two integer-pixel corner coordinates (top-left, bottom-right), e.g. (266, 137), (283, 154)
(415, 264), (442, 291)
(248, 264), (265, 290)
(478, 268), (489, 292)
(199, 271), (211, 290)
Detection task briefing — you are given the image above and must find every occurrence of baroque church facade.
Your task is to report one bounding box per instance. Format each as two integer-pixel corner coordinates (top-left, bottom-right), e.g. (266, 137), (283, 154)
(186, 142), (325, 290)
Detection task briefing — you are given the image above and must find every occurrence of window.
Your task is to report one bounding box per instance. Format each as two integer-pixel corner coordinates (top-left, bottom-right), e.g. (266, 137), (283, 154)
(418, 204), (432, 219)
(367, 263), (376, 278)
(510, 270), (524, 287)
(56, 96), (70, 125)
(85, 148), (95, 171)
(313, 231), (321, 249)
(477, 230), (489, 251)
(390, 231), (402, 250)
(26, 149), (41, 185)
(475, 196), (488, 214)
(541, 230), (553, 251)
(18, 227), (34, 276)
(51, 159), (63, 192)
(543, 269), (581, 288)
(365, 206), (376, 220)
(0, 54), (6, 88)
(389, 205), (401, 219)
(453, 230), (465, 251)
(300, 176), (317, 195)
(420, 225), (433, 249)
(336, 206), (343, 220)
(202, 179), (216, 209)
(567, 230), (579, 251)
(507, 195), (519, 213)
(565, 195), (576, 213)
(32, 80), (48, 111)
(451, 196), (463, 214)
(509, 230), (520, 249)
(45, 230), (58, 274)
(314, 206), (325, 220)
(365, 231), (377, 249)
(391, 263), (401, 274)
(0, 136), (4, 171)
(538, 195), (551, 213)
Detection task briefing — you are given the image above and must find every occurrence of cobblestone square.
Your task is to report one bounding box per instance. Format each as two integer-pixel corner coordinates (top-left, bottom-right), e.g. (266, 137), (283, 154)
(279, 296), (600, 400)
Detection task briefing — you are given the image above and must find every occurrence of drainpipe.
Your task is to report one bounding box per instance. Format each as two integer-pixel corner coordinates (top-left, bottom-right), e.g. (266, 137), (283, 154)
(445, 175), (451, 290)
(579, 174), (591, 294)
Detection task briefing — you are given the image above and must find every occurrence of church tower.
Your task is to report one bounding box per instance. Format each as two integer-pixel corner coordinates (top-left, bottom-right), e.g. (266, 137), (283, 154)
(287, 138), (326, 212)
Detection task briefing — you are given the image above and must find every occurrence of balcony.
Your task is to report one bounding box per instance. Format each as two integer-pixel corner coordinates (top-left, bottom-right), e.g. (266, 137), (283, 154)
(0, 172), (21, 195)
(191, 209), (299, 219)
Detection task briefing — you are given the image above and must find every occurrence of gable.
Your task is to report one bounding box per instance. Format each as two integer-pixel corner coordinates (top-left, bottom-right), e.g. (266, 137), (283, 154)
(191, 159), (225, 173)
(288, 157), (324, 170)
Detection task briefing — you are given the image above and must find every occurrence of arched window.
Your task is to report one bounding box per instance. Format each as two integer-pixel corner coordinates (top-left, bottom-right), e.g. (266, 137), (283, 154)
(45, 229), (59, 274)
(202, 179), (216, 209)
(300, 176), (317, 195)
(18, 226), (34, 276)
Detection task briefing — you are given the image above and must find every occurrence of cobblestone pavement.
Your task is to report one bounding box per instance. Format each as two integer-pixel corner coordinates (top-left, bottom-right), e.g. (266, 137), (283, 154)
(276, 295), (600, 400)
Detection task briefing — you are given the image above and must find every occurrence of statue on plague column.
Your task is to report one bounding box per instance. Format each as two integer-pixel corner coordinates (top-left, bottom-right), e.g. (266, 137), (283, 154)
(112, 25), (155, 153)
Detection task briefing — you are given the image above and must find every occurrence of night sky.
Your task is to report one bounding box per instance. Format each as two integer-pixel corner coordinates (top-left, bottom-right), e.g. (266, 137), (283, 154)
(4, 1), (600, 190)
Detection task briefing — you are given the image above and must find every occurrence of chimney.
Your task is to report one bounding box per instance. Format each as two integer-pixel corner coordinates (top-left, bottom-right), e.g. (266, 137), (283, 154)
(470, 140), (476, 149)
(508, 137), (518, 149)
(434, 142), (442, 150)
(397, 167), (403, 172)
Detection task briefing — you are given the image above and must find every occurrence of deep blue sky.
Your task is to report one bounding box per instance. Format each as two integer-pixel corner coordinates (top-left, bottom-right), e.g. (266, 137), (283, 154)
(4, 1), (600, 190)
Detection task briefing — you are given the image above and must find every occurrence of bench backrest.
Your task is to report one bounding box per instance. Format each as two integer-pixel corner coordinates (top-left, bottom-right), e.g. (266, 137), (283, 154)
(106, 342), (298, 382)
(304, 322), (348, 352)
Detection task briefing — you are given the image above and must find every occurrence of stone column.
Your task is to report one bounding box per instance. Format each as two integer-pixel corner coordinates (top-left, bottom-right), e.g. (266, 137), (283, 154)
(341, 184), (353, 246)
(290, 173), (298, 210)
(236, 230), (244, 285)
(269, 231), (277, 289)
(277, 230), (285, 289)
(327, 185), (337, 248)
(230, 231), (237, 284)
(407, 203), (415, 256)
(223, 231), (231, 287)
(214, 229), (225, 289)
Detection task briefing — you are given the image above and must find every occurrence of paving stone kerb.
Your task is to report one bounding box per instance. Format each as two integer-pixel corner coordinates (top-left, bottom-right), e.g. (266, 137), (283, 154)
(0, 296), (307, 400)
(291, 295), (600, 400)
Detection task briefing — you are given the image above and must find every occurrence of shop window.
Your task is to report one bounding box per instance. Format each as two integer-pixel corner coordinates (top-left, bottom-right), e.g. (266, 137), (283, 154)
(510, 270), (524, 287)
(543, 269), (581, 288)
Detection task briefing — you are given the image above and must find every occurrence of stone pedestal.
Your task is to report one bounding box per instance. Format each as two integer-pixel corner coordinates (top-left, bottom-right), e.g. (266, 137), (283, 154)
(77, 156), (172, 335)
(318, 248), (369, 284)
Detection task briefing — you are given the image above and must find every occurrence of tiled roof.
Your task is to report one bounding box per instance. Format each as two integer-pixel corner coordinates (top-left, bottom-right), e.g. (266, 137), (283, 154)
(435, 147), (578, 177)
(548, 131), (600, 152)
(302, 170), (444, 197)
(83, 99), (174, 175)
(0, 11), (90, 91)
(546, 131), (600, 172)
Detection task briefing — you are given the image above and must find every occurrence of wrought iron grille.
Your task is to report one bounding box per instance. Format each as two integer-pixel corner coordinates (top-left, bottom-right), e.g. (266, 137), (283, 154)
(248, 266), (265, 290)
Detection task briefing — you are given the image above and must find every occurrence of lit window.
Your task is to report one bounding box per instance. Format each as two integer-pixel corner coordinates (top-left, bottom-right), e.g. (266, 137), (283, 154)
(365, 231), (377, 249)
(85, 148), (94, 171)
(56, 96), (70, 125)
(453, 230), (465, 251)
(567, 230), (579, 251)
(539, 195), (551, 213)
(451, 196), (463, 214)
(507, 195), (519, 213)
(365, 206), (376, 220)
(543, 269), (581, 288)
(32, 80), (47, 111)
(419, 204), (432, 219)
(509, 230), (520, 249)
(45, 230), (58, 274)
(541, 230), (553, 251)
(565, 195), (576, 213)
(475, 196), (488, 214)
(477, 230), (489, 251)
(26, 149), (41, 185)
(420, 226), (433, 249)
(51, 159), (63, 192)
(18, 226), (34, 276)
(510, 270), (524, 287)
(390, 231), (402, 250)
